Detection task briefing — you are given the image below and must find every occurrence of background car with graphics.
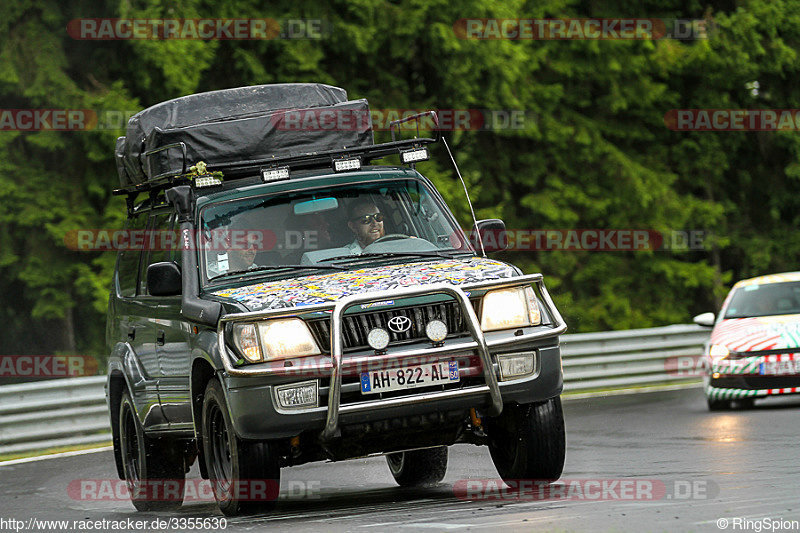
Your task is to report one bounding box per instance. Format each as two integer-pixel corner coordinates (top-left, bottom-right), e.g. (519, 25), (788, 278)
(694, 272), (800, 410)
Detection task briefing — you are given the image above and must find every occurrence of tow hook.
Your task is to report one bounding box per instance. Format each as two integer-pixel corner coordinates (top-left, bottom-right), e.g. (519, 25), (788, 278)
(290, 435), (301, 458)
(470, 408), (487, 437)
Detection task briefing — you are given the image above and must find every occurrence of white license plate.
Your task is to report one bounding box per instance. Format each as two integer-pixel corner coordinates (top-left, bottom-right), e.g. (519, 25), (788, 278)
(759, 360), (800, 375)
(360, 361), (459, 394)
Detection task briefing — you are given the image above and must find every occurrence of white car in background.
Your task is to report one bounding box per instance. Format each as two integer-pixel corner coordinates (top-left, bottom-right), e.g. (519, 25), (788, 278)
(694, 272), (800, 410)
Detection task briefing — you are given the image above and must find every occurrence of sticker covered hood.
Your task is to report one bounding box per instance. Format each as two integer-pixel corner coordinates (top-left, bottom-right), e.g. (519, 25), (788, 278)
(712, 315), (800, 352)
(211, 257), (518, 311)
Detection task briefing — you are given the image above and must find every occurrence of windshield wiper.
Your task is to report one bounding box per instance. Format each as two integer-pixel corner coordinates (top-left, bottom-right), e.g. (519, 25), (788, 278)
(208, 264), (345, 281)
(323, 251), (471, 263)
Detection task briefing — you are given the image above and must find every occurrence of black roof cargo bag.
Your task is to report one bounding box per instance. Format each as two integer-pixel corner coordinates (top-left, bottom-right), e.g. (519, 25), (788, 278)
(116, 83), (374, 186)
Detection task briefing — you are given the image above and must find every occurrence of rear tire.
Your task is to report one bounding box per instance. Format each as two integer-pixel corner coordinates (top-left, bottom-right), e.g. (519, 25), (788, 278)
(386, 447), (448, 487)
(487, 397), (566, 483)
(119, 390), (186, 511)
(202, 379), (280, 516)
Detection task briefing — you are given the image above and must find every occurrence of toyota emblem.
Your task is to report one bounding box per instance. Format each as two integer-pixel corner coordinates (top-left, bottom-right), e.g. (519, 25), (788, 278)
(387, 315), (412, 333)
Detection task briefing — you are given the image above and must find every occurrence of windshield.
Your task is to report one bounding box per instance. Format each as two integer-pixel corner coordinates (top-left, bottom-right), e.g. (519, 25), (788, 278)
(199, 178), (474, 282)
(724, 281), (800, 318)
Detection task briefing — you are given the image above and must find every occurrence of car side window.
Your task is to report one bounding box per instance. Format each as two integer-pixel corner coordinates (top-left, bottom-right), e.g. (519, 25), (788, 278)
(116, 210), (148, 297)
(139, 209), (173, 296)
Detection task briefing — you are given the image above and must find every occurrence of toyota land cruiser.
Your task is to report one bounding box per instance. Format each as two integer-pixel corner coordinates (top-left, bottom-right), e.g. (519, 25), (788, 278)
(105, 84), (567, 516)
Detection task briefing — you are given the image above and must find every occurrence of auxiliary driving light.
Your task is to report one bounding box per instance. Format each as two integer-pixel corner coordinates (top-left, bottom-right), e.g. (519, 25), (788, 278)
(194, 176), (223, 188)
(498, 352), (535, 381)
(261, 166), (290, 182)
(425, 320), (448, 343)
(367, 328), (390, 351)
(333, 157), (361, 172)
(400, 148), (429, 164)
(275, 381), (318, 409)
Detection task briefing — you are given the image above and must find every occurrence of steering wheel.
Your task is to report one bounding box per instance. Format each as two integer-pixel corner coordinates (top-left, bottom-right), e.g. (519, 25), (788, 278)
(371, 234), (411, 244)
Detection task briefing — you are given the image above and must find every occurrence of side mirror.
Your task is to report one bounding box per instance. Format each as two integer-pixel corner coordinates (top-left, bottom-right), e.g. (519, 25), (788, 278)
(147, 262), (182, 297)
(693, 312), (716, 327)
(471, 219), (508, 253)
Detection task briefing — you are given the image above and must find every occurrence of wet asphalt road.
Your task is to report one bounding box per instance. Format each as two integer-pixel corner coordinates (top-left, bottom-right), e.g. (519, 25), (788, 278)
(1, 387), (799, 532)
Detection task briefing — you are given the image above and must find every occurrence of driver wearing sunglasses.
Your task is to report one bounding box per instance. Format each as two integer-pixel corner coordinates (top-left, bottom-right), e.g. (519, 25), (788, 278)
(345, 199), (386, 254)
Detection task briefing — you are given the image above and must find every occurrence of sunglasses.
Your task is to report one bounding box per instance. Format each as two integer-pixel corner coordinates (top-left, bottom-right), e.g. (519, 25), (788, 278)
(352, 213), (385, 225)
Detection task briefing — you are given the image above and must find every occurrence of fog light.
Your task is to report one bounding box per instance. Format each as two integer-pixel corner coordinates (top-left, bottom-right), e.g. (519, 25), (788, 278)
(498, 352), (535, 381)
(425, 320), (448, 343)
(367, 328), (390, 351)
(275, 381), (318, 409)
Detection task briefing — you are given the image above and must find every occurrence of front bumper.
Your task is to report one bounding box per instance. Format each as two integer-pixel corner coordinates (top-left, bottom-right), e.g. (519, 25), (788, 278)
(225, 342), (562, 440)
(705, 354), (800, 400)
(218, 275), (567, 441)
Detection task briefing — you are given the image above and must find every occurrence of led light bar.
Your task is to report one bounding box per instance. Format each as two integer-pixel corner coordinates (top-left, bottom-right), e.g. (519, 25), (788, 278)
(401, 147), (429, 164)
(194, 176), (223, 188)
(261, 166), (290, 182)
(333, 157), (361, 172)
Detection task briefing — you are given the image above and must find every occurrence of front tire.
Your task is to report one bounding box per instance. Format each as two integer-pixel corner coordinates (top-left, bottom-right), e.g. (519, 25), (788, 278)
(733, 398), (755, 410)
(707, 397), (731, 411)
(487, 397), (566, 483)
(201, 379), (280, 516)
(118, 390), (186, 511)
(386, 446), (448, 487)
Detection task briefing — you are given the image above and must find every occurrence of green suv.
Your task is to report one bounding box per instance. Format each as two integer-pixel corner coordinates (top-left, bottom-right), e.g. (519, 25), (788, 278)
(106, 86), (567, 516)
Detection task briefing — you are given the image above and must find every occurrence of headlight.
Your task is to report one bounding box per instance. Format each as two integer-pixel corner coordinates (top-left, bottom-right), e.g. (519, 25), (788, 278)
(708, 344), (730, 362)
(232, 318), (321, 363)
(480, 286), (541, 332)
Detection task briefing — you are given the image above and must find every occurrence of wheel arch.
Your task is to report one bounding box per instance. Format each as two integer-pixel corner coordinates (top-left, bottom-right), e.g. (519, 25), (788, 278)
(190, 356), (217, 479)
(108, 370), (128, 480)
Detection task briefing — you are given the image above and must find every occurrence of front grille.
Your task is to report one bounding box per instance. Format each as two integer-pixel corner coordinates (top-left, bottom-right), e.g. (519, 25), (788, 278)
(711, 376), (800, 389)
(308, 299), (481, 352)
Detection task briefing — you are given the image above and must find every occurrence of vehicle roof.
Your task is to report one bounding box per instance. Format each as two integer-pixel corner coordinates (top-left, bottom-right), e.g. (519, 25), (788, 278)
(194, 165), (424, 208)
(733, 272), (800, 288)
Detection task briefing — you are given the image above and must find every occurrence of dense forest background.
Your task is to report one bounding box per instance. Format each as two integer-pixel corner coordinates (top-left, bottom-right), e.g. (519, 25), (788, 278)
(2, 0), (800, 360)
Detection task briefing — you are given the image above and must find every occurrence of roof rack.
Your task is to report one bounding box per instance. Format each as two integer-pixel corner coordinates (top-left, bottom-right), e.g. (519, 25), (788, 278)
(113, 111), (441, 200)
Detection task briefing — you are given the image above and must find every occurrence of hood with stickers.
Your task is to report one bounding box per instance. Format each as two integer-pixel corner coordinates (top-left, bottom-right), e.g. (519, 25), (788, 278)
(211, 257), (519, 312)
(712, 315), (800, 352)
